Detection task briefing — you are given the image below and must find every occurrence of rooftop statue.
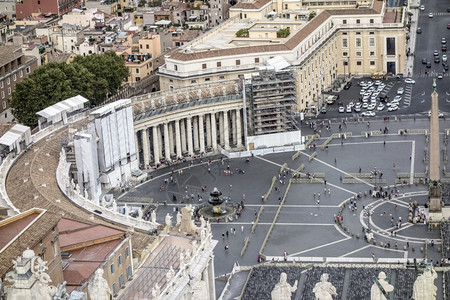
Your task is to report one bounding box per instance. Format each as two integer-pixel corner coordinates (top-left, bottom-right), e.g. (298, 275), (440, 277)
(271, 272), (298, 300)
(313, 273), (337, 300)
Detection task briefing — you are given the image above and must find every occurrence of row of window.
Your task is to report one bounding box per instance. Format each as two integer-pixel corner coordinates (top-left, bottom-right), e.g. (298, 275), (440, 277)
(342, 18), (375, 25)
(342, 51), (376, 57)
(343, 61), (376, 66)
(342, 37), (376, 48)
(110, 247), (130, 275)
(1, 88), (12, 100)
(111, 266), (133, 296)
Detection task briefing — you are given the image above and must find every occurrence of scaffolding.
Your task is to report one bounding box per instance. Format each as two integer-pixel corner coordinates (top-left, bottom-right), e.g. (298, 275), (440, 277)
(245, 68), (297, 136)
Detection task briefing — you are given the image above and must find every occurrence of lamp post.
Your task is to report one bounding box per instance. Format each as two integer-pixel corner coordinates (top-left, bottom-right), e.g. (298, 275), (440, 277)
(371, 166), (379, 191)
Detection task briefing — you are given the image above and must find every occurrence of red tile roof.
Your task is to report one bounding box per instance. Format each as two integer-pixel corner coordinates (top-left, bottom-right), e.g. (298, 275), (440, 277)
(232, 0), (271, 10)
(0, 213), (40, 250)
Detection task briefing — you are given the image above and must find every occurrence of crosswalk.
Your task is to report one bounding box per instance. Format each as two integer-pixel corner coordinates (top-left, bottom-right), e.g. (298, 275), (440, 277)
(415, 73), (450, 78)
(419, 12), (450, 16)
(402, 85), (412, 107)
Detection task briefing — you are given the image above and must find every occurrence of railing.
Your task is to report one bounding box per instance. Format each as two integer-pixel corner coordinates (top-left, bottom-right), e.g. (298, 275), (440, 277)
(55, 151), (158, 232)
(0, 154), (21, 216)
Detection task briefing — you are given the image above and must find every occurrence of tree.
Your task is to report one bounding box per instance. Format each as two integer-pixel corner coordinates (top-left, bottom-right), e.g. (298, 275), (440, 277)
(308, 11), (316, 21)
(73, 51), (129, 98)
(235, 28), (249, 37)
(277, 28), (290, 38)
(10, 62), (93, 126)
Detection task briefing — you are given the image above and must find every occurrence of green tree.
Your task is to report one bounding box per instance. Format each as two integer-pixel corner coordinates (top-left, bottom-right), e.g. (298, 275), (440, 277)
(73, 51), (129, 97)
(277, 28), (290, 38)
(308, 11), (316, 21)
(235, 28), (249, 37)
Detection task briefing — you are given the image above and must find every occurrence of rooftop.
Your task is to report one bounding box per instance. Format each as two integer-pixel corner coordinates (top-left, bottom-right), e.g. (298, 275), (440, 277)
(0, 45), (23, 67)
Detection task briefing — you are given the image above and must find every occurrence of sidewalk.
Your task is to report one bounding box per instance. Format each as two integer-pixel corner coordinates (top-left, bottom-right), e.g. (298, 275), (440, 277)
(404, 6), (420, 76)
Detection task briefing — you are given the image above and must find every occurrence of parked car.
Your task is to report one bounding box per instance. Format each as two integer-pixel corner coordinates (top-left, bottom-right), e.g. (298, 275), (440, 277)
(388, 105), (398, 112)
(416, 27), (422, 34)
(428, 13), (433, 18)
(397, 87), (404, 95)
(422, 58), (428, 64)
(438, 73), (443, 79)
(338, 106), (345, 113)
(427, 61), (432, 68)
(435, 57), (440, 63)
(346, 106), (352, 113)
(442, 38), (447, 45)
(377, 104), (385, 111)
(393, 95), (402, 101)
(443, 55), (448, 62)
(443, 45), (447, 52)
(361, 111), (376, 117)
(343, 81), (352, 90)
(443, 63), (449, 71)
(404, 78), (415, 84)
(420, 5), (425, 10)
(434, 50), (439, 56)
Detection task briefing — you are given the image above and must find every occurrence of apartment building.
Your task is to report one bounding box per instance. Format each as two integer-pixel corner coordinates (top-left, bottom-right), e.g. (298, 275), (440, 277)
(158, 0), (406, 112)
(15, 0), (81, 19)
(0, 45), (38, 123)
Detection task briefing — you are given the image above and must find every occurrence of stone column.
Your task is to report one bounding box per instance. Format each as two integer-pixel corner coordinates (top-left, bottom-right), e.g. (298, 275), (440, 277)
(142, 128), (150, 167)
(236, 108), (243, 148)
(168, 122), (175, 156)
(206, 114), (211, 148)
(135, 131), (141, 166)
(199, 114), (205, 153)
(219, 111), (224, 146)
(175, 119), (182, 158)
(187, 116), (194, 156)
(180, 118), (187, 153)
(223, 110), (230, 150)
(152, 126), (160, 165)
(211, 112), (217, 150)
(163, 122), (170, 159)
(157, 125), (163, 158)
(193, 116), (199, 151)
(232, 110), (237, 146)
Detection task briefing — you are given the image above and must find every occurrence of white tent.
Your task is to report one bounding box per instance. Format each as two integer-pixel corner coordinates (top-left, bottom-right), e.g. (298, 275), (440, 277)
(36, 95), (89, 130)
(10, 124), (31, 146)
(265, 56), (291, 71)
(0, 131), (22, 153)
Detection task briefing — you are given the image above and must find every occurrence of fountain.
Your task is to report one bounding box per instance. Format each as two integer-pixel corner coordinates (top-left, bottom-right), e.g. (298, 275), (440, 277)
(198, 187), (235, 220)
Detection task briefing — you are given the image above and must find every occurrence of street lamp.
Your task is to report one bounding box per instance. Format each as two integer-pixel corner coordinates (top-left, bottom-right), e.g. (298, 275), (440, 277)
(371, 166), (379, 192)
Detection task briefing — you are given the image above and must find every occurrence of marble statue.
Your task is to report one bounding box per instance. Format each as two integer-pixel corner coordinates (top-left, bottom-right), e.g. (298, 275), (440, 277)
(112, 200), (117, 213)
(370, 272), (393, 300)
(200, 228), (207, 243)
(151, 283), (160, 298)
(4, 248), (58, 300)
(191, 275), (208, 300)
(53, 281), (69, 299)
(206, 220), (211, 233)
(313, 274), (337, 300)
(84, 189), (89, 199)
(165, 213), (172, 228)
(166, 266), (175, 284)
(178, 205), (200, 235)
(176, 211), (182, 226)
(413, 264), (437, 300)
(101, 199), (106, 209)
(151, 210), (156, 224)
(70, 179), (75, 189)
(271, 272), (298, 300)
(88, 269), (111, 300)
(200, 217), (206, 229)
(138, 208), (143, 220)
(124, 204), (129, 217)
(75, 184), (80, 193)
(191, 240), (198, 254)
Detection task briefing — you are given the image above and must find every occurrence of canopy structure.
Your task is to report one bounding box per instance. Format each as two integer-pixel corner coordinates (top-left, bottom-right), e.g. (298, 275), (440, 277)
(266, 56), (290, 71)
(0, 131), (22, 153)
(36, 95), (89, 130)
(155, 20), (171, 26)
(10, 124), (31, 146)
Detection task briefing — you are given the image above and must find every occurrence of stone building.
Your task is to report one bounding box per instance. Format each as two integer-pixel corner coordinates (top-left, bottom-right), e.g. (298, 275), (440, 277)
(0, 45), (38, 123)
(15, 0), (81, 20)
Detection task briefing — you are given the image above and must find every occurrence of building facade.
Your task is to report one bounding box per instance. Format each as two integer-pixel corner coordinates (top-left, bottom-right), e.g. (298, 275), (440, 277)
(0, 45), (38, 123)
(158, 1), (406, 112)
(15, 0), (81, 20)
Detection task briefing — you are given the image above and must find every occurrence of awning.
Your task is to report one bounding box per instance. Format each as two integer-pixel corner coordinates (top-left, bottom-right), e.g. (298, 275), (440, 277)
(155, 20), (171, 25)
(0, 131), (21, 148)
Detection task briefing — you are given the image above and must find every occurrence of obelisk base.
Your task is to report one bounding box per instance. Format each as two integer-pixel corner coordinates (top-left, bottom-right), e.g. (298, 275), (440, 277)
(429, 196), (441, 212)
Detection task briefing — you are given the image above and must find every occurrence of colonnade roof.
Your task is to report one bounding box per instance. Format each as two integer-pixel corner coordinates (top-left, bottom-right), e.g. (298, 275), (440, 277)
(133, 94), (241, 122)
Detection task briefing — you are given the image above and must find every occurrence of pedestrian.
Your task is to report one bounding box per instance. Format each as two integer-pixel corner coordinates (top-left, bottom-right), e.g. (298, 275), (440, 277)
(225, 245), (229, 251)
(222, 233), (225, 240)
(241, 225), (244, 232)
(230, 184), (232, 190)
(328, 189), (331, 195)
(318, 192), (321, 199)
(317, 199), (320, 206)
(226, 230), (229, 238)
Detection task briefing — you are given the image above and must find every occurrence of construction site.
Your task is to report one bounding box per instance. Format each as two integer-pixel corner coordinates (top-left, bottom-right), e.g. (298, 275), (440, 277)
(244, 68), (297, 136)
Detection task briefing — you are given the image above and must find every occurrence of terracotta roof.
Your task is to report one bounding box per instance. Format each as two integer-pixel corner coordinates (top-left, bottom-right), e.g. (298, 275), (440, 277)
(168, 4), (383, 62)
(0, 212), (40, 250)
(0, 210), (60, 277)
(59, 223), (124, 250)
(231, 0), (271, 10)
(57, 218), (90, 232)
(64, 261), (102, 292)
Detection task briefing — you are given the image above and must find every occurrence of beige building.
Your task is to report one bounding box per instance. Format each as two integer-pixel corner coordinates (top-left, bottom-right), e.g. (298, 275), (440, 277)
(158, 0), (406, 112)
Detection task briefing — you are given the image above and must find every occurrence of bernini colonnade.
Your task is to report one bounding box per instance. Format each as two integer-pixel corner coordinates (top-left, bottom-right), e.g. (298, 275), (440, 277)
(134, 100), (244, 168)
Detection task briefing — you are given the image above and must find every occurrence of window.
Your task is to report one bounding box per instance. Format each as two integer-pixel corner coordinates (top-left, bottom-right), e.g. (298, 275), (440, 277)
(343, 61), (348, 66)
(7, 87), (11, 95)
(111, 263), (115, 274)
(205, 78), (210, 81)
(146, 44), (149, 49)
(285, 4), (288, 9)
(2, 101), (6, 109)
(1, 91), (4, 99)
(357, 61), (362, 65)
(343, 20), (347, 24)
(370, 51), (375, 56)
(135, 68), (139, 73)
(119, 274), (125, 287)
(370, 61), (375, 65)
(7, 78), (10, 85)
(356, 38), (362, 47)
(342, 38), (348, 48)
(386, 37), (396, 55)
(369, 38), (375, 47)
(112, 283), (118, 296)
(356, 51), (362, 57)
(26, 67), (30, 74)
(255, 58), (259, 63)
(236, 60), (240, 65)
(127, 265), (132, 279)
(356, 32), (361, 35)
(202, 63), (207, 69)
(13, 74), (16, 81)
(174, 65), (177, 71)
(342, 51), (348, 56)
(217, 62), (221, 67)
(0, 81), (3, 88)
(356, 19), (360, 24)
(139, 44), (142, 49)
(369, 32), (375, 35)
(118, 255), (123, 266)
(191, 80), (197, 83)
(370, 19), (374, 24)
(219, 75), (225, 79)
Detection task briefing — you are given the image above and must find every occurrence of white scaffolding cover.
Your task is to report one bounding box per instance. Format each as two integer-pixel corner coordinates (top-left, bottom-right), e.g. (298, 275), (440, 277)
(0, 131), (22, 151)
(36, 95), (89, 123)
